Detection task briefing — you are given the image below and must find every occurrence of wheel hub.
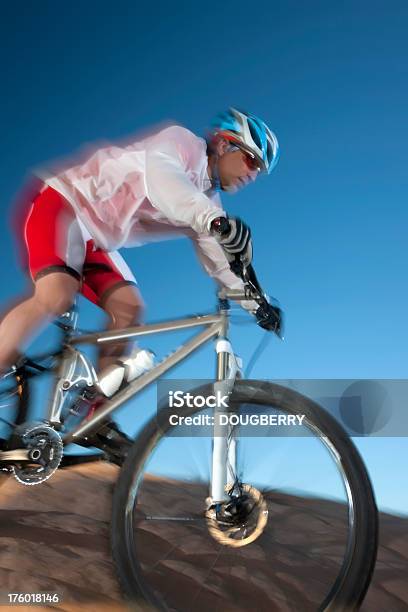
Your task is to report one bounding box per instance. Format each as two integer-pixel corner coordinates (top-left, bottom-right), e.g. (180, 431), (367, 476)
(205, 484), (268, 547)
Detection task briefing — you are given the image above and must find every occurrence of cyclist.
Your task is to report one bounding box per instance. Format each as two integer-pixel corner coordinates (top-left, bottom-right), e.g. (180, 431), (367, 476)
(0, 107), (282, 459)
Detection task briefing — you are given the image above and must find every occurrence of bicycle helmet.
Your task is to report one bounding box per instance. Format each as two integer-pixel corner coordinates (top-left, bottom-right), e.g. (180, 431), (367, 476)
(210, 107), (279, 174)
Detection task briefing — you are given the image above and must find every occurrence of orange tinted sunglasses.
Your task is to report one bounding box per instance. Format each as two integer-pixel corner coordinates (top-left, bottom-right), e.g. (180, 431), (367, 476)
(228, 143), (261, 172)
(241, 151), (261, 172)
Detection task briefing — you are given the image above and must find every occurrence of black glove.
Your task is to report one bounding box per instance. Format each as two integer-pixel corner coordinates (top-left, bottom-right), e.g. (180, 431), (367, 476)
(211, 216), (253, 271)
(255, 302), (284, 337)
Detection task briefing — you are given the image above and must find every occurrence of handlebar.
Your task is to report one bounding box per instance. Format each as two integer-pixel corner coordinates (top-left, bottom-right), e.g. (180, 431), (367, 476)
(217, 263), (284, 338)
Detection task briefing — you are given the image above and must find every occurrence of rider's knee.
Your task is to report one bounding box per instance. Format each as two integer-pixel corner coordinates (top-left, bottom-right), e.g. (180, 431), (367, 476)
(102, 283), (145, 327)
(35, 292), (75, 317)
(34, 273), (78, 317)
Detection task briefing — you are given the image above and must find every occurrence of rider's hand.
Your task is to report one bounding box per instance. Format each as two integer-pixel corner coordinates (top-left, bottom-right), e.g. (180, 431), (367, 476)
(211, 216), (253, 270)
(255, 301), (284, 337)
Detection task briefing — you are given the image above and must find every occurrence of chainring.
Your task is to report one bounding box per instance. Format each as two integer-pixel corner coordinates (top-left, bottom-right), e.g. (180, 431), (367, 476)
(11, 422), (63, 485)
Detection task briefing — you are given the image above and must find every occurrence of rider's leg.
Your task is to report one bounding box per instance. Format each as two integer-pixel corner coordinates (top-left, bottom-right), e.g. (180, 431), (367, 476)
(0, 273), (79, 371)
(2, 183), (85, 373)
(80, 283), (144, 459)
(79, 254), (144, 456)
(98, 282), (144, 372)
(80, 247), (144, 373)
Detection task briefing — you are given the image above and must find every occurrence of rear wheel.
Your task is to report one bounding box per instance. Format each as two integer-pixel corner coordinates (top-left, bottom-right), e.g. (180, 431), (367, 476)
(111, 380), (378, 611)
(0, 369), (30, 482)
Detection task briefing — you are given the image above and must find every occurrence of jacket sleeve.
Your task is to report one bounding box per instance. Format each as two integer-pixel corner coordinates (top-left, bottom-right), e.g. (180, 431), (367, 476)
(144, 127), (225, 235)
(191, 233), (258, 313)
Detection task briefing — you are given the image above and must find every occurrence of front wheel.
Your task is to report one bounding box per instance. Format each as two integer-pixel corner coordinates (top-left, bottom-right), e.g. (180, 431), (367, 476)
(111, 380), (378, 611)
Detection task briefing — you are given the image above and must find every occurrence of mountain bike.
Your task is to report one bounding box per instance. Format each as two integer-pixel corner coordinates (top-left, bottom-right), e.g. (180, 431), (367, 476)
(0, 265), (378, 611)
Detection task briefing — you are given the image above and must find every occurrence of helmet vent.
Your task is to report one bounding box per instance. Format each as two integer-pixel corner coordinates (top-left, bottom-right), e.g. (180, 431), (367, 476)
(266, 140), (273, 165)
(248, 120), (263, 151)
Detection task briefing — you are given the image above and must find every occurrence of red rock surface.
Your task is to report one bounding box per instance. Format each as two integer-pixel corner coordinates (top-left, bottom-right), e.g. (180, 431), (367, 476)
(0, 461), (406, 611)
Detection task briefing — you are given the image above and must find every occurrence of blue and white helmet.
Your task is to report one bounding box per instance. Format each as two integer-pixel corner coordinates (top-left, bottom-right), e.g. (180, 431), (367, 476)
(210, 107), (279, 174)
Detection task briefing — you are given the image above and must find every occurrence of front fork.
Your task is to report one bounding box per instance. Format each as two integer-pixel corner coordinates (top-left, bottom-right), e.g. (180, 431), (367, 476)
(210, 336), (242, 504)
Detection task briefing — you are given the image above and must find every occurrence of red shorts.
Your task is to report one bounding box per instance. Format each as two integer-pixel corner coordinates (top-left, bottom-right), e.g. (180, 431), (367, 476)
(18, 185), (137, 306)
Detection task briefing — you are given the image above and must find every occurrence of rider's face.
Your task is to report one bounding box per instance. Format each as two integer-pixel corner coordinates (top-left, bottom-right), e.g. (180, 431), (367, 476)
(216, 141), (261, 192)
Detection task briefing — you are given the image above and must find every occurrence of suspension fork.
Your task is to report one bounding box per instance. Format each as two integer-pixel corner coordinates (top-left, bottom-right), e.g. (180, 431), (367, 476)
(210, 308), (241, 503)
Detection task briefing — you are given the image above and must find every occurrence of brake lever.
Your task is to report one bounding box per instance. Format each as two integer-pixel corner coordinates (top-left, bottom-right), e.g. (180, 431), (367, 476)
(241, 265), (268, 306)
(240, 265), (284, 339)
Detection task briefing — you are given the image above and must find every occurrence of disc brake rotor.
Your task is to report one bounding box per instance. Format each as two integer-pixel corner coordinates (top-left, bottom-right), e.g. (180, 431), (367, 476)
(206, 483), (268, 547)
(11, 422), (63, 486)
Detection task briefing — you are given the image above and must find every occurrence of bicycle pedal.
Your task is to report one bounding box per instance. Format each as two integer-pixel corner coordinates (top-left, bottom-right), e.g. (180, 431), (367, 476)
(96, 422), (132, 446)
(98, 443), (128, 467)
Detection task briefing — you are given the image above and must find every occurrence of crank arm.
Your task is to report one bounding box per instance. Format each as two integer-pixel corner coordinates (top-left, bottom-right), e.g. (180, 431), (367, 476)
(0, 449), (30, 462)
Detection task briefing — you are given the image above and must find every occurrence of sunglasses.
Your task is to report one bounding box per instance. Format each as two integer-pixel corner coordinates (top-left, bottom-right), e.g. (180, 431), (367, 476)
(228, 144), (262, 172)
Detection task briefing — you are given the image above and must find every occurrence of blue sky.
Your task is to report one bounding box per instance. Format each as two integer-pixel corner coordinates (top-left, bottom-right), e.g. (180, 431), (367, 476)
(0, 1), (407, 514)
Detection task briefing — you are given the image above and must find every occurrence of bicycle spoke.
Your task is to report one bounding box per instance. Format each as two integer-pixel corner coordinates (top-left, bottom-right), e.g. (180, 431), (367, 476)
(188, 543), (225, 608)
(0, 375), (28, 443)
(143, 515), (205, 522)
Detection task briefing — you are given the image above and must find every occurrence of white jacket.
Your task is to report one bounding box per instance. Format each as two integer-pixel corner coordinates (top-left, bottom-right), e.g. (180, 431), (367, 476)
(41, 125), (255, 304)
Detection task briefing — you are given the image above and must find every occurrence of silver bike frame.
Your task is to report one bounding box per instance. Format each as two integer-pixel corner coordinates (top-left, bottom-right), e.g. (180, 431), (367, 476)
(41, 288), (247, 503)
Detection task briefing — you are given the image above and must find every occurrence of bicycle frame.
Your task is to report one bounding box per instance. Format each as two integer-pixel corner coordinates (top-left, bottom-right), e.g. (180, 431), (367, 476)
(14, 288), (247, 503)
